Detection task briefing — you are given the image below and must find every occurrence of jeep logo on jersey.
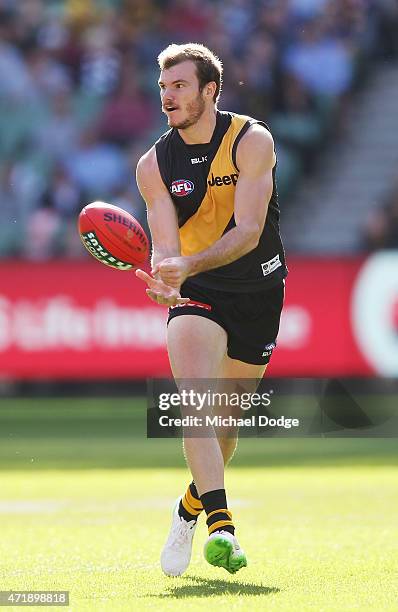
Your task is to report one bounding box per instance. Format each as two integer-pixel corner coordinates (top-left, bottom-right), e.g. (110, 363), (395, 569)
(208, 173), (239, 187)
(171, 179), (195, 197)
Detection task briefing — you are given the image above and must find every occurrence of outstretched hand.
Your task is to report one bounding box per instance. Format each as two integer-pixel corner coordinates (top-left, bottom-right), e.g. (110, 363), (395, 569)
(135, 269), (190, 307)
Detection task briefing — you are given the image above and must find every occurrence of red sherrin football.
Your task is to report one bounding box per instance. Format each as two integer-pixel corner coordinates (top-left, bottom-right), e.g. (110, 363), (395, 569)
(78, 201), (149, 270)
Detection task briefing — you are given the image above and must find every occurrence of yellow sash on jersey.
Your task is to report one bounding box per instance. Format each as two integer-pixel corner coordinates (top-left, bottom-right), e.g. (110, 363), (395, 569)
(179, 114), (250, 256)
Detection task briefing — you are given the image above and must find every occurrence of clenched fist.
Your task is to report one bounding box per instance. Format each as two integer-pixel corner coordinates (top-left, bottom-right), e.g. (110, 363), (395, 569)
(152, 256), (191, 289)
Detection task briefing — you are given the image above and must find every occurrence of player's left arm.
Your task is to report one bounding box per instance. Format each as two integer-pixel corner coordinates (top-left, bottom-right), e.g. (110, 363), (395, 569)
(154, 124), (276, 285)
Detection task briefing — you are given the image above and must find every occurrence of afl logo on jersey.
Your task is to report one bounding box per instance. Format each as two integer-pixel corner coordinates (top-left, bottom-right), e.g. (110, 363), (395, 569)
(171, 179), (195, 197)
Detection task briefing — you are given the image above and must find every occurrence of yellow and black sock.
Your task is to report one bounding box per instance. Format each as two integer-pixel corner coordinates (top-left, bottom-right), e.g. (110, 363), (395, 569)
(201, 488), (235, 536)
(178, 481), (203, 522)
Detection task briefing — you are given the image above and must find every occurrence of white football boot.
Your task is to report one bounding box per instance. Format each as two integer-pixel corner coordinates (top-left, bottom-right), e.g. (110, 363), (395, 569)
(160, 498), (198, 576)
(204, 530), (247, 574)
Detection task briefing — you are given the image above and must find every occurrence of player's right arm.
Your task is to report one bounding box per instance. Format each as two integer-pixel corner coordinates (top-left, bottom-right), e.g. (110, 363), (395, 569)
(135, 146), (189, 306)
(136, 146), (180, 268)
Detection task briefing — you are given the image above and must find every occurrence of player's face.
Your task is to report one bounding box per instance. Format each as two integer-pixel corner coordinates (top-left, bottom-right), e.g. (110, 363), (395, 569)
(159, 61), (206, 129)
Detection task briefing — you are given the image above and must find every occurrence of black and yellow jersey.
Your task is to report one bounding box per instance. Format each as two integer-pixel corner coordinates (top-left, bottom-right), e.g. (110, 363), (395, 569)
(155, 110), (287, 292)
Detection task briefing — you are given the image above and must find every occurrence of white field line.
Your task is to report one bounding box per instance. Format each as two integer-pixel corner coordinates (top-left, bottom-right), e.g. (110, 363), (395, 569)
(0, 497), (252, 514)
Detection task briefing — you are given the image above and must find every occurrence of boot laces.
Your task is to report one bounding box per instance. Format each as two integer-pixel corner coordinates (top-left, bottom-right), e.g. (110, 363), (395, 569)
(171, 517), (195, 548)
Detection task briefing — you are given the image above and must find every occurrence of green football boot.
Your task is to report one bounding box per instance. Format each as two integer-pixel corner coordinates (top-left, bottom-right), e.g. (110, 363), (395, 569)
(204, 530), (247, 574)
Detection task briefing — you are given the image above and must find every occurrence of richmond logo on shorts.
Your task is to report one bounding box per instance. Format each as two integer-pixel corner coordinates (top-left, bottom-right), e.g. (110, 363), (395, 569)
(262, 342), (276, 357)
(171, 179), (194, 197)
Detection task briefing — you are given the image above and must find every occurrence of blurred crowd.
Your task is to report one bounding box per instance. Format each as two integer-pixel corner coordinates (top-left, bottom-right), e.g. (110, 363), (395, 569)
(0, 0), (397, 260)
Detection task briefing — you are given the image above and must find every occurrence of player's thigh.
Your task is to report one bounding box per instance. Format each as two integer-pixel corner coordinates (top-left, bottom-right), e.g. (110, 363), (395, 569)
(220, 355), (267, 386)
(167, 314), (227, 379)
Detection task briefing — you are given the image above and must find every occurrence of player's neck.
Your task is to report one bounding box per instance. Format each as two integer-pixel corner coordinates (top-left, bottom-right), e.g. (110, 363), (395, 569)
(178, 108), (217, 145)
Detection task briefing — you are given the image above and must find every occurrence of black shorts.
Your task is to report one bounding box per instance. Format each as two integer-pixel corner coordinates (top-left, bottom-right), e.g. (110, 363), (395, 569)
(167, 279), (285, 365)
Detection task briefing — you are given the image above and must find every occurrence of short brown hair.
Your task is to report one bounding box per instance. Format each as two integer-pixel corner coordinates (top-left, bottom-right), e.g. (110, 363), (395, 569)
(157, 43), (223, 103)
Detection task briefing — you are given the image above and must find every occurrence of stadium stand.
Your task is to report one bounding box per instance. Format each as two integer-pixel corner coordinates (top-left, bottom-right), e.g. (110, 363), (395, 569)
(282, 63), (398, 253)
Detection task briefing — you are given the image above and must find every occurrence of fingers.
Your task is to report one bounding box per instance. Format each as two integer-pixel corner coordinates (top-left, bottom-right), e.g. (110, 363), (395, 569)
(146, 290), (169, 305)
(146, 288), (169, 305)
(152, 261), (178, 276)
(157, 264), (182, 287)
(148, 290), (170, 305)
(137, 268), (189, 306)
(161, 274), (181, 289)
(146, 289), (159, 303)
(153, 263), (178, 286)
(146, 288), (190, 307)
(137, 268), (178, 290)
(157, 262), (179, 277)
(135, 268), (154, 286)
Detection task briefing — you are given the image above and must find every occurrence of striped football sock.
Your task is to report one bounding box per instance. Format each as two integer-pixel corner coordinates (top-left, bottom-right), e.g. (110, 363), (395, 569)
(178, 481), (203, 522)
(201, 488), (235, 536)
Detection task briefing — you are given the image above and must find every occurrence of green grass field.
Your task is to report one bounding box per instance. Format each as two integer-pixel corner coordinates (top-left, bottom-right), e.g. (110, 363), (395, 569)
(0, 398), (397, 611)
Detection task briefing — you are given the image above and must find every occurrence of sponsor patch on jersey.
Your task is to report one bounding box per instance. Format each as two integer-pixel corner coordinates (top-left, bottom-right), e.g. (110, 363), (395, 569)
(261, 254), (282, 276)
(262, 342), (276, 357)
(171, 179), (195, 197)
(208, 172), (238, 187)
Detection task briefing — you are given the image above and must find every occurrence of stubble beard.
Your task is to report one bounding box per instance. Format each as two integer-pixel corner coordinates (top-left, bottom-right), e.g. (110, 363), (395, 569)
(170, 92), (206, 130)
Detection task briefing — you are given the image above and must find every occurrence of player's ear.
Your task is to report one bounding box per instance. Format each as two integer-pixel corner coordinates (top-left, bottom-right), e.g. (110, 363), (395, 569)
(206, 82), (216, 99)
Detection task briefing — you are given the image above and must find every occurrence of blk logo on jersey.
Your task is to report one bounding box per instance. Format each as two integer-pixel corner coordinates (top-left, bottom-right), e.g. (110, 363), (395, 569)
(171, 179), (195, 197)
